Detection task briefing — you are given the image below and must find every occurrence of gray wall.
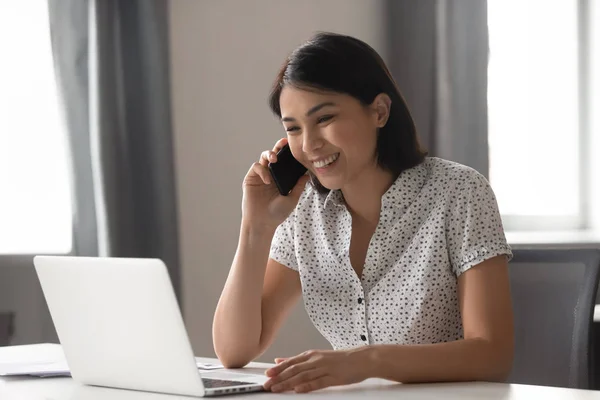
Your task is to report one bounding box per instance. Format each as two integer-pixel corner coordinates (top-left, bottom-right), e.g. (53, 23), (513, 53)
(169, 0), (387, 361)
(0, 256), (56, 345)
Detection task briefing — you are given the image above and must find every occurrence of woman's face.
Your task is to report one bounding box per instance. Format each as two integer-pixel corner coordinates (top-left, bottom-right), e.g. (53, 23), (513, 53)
(279, 86), (389, 191)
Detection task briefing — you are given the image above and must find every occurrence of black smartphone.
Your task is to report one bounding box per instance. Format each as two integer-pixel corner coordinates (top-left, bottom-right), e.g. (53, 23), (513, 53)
(268, 144), (308, 196)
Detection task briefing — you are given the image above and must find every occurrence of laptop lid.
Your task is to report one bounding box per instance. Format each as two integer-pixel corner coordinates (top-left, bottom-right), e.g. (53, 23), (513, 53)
(33, 256), (207, 397)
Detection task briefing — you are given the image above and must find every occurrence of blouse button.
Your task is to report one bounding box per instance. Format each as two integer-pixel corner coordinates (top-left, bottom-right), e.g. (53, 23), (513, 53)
(360, 334), (367, 341)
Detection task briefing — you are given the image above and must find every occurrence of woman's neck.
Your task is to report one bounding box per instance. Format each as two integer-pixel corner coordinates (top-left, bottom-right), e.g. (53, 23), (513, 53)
(341, 166), (395, 225)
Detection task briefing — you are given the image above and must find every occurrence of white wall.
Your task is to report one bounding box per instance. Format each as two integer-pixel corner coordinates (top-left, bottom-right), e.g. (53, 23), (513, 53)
(169, 0), (386, 361)
(0, 256), (56, 345)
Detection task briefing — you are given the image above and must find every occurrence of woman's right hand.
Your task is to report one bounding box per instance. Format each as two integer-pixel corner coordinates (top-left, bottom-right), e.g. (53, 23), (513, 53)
(242, 138), (309, 231)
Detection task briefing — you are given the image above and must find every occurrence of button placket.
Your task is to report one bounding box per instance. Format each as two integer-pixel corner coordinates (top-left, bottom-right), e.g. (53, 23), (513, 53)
(357, 289), (369, 344)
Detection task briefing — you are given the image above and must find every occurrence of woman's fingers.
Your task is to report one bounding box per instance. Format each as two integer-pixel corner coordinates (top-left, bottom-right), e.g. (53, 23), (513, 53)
(251, 162), (272, 185)
(272, 137), (288, 153)
(259, 137), (287, 167)
(260, 150), (277, 167)
(253, 138), (288, 181)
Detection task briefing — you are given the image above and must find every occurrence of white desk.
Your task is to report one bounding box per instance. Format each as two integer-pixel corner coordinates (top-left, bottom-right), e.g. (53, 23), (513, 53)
(2, 357), (600, 400)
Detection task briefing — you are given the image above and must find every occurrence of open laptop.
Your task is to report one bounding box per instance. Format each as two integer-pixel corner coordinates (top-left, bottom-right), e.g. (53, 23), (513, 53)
(33, 255), (267, 397)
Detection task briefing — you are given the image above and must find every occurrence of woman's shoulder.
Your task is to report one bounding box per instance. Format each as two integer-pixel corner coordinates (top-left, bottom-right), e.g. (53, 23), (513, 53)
(422, 157), (491, 193)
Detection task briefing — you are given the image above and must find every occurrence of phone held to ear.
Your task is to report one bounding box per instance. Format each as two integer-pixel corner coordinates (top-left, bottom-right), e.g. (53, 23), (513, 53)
(268, 144), (308, 196)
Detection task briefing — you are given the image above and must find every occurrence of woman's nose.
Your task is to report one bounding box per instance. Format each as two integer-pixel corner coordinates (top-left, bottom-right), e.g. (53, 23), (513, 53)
(302, 131), (324, 153)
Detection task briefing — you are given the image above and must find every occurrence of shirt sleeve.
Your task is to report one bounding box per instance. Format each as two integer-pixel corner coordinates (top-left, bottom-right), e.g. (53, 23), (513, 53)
(446, 169), (513, 277)
(269, 209), (299, 271)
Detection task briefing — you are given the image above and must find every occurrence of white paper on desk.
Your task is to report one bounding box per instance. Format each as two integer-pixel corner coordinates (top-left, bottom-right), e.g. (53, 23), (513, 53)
(0, 343), (223, 375)
(196, 361), (223, 370)
(0, 361), (70, 376)
(1, 362), (219, 375)
(0, 343), (70, 377)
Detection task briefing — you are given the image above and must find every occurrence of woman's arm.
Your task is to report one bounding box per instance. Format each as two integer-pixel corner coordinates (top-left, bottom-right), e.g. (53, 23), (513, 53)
(212, 222), (302, 368)
(263, 255), (513, 392)
(364, 254), (514, 382)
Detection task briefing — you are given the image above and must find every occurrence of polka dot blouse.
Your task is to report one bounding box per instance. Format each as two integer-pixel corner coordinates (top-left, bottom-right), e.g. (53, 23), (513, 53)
(269, 157), (512, 350)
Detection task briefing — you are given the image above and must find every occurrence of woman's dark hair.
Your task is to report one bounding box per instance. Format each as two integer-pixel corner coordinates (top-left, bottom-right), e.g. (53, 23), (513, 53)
(269, 31), (427, 193)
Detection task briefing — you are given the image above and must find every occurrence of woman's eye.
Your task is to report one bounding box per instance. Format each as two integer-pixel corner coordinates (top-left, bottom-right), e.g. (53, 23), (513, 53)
(285, 126), (300, 132)
(317, 115), (334, 124)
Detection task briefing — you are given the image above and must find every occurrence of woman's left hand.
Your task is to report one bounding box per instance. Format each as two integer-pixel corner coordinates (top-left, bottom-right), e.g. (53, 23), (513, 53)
(263, 349), (371, 393)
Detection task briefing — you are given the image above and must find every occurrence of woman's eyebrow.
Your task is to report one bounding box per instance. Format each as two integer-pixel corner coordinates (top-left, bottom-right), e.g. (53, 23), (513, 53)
(281, 102), (337, 122)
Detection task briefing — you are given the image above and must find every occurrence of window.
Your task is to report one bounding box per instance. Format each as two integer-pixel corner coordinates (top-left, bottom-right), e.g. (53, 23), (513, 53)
(0, 2), (72, 254)
(590, 0), (600, 230)
(488, 0), (586, 231)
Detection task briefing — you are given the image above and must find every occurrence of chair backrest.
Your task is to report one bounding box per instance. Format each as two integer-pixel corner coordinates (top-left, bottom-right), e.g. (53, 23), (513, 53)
(507, 248), (600, 389)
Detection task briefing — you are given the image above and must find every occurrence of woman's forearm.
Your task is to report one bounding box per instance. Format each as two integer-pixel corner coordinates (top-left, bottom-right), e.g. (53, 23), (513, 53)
(358, 338), (513, 384)
(212, 222), (276, 368)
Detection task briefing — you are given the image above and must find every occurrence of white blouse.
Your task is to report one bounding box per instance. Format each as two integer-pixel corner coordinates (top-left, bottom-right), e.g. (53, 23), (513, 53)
(269, 157), (512, 350)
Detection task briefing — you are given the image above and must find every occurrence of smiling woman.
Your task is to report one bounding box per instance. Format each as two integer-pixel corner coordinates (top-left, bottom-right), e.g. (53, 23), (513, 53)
(269, 33), (425, 195)
(213, 32), (514, 394)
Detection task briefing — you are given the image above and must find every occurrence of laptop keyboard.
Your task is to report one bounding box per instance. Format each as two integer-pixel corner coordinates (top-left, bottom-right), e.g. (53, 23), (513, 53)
(202, 377), (256, 388)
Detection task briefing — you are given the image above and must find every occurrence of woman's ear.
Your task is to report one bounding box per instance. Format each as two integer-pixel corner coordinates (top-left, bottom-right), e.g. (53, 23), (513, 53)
(371, 93), (392, 128)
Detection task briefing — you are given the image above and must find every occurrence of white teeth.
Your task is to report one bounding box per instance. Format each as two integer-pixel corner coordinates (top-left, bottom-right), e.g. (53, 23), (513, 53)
(313, 153), (339, 168)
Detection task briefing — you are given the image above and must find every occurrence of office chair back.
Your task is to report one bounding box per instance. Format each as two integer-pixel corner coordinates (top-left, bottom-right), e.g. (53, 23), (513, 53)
(507, 248), (600, 389)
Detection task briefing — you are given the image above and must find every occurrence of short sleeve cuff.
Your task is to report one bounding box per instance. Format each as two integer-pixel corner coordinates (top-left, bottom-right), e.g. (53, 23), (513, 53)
(269, 246), (299, 271)
(453, 243), (513, 277)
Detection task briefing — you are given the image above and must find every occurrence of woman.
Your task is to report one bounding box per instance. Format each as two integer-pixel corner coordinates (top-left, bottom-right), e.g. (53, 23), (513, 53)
(212, 32), (514, 393)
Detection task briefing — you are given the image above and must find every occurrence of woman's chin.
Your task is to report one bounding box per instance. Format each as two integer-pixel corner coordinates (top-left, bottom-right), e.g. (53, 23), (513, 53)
(316, 177), (344, 191)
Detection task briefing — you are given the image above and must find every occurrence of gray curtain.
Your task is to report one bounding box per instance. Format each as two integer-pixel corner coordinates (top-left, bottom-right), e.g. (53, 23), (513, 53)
(386, 0), (490, 177)
(47, 0), (181, 300)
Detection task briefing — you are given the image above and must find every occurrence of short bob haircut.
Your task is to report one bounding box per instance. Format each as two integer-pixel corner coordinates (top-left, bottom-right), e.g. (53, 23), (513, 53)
(269, 31), (427, 194)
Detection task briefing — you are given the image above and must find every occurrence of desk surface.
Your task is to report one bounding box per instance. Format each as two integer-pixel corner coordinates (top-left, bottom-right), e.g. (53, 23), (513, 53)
(2, 357), (600, 400)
